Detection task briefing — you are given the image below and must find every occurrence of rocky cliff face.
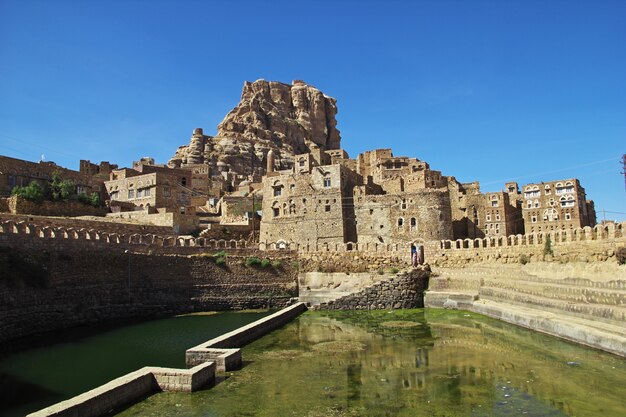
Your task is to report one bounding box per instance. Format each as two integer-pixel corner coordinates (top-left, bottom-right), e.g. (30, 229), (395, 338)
(169, 80), (341, 177)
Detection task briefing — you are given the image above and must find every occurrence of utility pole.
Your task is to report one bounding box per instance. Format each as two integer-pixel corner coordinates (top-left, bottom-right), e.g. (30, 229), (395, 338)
(250, 155), (256, 243)
(622, 154), (625, 193)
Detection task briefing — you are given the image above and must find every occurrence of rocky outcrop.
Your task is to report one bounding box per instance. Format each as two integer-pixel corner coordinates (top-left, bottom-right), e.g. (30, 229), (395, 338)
(169, 80), (341, 178)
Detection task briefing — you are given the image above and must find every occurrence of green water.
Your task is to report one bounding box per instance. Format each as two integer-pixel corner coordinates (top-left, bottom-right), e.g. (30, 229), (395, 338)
(0, 311), (272, 417)
(118, 309), (626, 417)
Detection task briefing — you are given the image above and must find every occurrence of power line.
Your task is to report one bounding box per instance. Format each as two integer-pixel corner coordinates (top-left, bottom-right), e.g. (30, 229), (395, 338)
(481, 156), (621, 186)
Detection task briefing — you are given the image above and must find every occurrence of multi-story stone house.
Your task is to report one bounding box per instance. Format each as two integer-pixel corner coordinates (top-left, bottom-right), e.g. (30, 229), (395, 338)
(260, 149), (360, 246)
(260, 148), (454, 247)
(104, 165), (192, 212)
(521, 179), (595, 233)
(483, 188), (524, 237)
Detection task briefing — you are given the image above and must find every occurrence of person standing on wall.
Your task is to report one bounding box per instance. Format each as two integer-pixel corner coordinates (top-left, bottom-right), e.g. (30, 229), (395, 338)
(416, 244), (423, 265)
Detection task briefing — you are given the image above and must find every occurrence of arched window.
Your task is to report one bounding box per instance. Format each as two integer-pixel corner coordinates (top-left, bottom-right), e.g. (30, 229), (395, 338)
(272, 181), (283, 197)
(410, 217), (417, 231)
(543, 208), (558, 221)
(397, 218), (404, 228)
(181, 177), (187, 187)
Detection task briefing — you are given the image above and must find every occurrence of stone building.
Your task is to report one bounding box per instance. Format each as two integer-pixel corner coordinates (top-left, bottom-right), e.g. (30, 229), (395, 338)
(483, 189), (524, 237)
(260, 148), (455, 248)
(259, 147), (597, 249)
(79, 160), (118, 177)
(104, 165), (192, 212)
(521, 178), (596, 233)
(0, 155), (104, 197)
(259, 152), (360, 246)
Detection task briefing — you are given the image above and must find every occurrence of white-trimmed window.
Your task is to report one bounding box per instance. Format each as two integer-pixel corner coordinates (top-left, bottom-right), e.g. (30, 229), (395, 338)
(323, 178), (331, 188)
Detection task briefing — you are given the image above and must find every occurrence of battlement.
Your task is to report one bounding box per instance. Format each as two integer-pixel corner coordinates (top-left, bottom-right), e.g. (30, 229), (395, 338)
(0, 220), (250, 251)
(437, 222), (625, 250)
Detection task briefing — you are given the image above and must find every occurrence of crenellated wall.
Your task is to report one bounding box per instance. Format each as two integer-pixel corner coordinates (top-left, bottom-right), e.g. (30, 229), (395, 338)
(425, 222), (626, 266)
(0, 225), (298, 344)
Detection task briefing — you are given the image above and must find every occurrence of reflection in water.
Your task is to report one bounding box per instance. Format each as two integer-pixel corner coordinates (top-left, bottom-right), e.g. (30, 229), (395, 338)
(0, 311), (272, 417)
(117, 309), (625, 416)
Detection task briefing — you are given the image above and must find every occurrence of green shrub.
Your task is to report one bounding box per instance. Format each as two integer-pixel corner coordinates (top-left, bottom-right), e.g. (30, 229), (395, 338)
(616, 247), (626, 265)
(49, 173), (75, 201)
(11, 181), (44, 203)
(246, 256), (262, 267)
(378, 269), (384, 275)
(291, 261), (300, 270)
(271, 260), (282, 268)
(519, 254), (530, 265)
(261, 258), (271, 268)
(211, 251), (226, 265)
(543, 235), (554, 256)
(390, 267), (399, 274)
(78, 192), (102, 208)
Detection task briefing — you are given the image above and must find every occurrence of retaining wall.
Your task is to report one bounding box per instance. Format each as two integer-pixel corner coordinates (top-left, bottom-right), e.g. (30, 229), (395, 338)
(0, 234), (298, 344)
(316, 267), (430, 310)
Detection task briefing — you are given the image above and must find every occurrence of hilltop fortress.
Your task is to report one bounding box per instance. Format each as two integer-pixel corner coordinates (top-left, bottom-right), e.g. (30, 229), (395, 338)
(0, 80), (599, 249)
(1, 80), (624, 361)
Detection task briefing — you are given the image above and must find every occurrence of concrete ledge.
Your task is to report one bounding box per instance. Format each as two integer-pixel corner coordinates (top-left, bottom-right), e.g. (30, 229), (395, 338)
(28, 303), (307, 417)
(26, 362), (216, 417)
(186, 302), (308, 370)
(151, 361), (216, 392)
(470, 299), (626, 358)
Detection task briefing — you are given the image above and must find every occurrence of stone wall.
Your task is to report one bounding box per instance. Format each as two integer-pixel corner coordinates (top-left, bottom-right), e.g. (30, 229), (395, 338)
(0, 213), (174, 236)
(104, 210), (199, 234)
(4, 195), (107, 216)
(297, 251), (408, 273)
(0, 233), (298, 344)
(425, 222), (626, 267)
(316, 267), (430, 310)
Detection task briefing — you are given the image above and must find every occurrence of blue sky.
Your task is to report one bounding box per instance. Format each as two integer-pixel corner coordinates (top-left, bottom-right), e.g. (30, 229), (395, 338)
(1, 0), (624, 221)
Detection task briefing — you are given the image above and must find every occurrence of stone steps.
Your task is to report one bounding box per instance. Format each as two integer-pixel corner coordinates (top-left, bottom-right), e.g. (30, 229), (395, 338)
(471, 299), (626, 357)
(479, 286), (626, 324)
(428, 276), (482, 291)
(424, 291), (478, 309)
(481, 278), (626, 306)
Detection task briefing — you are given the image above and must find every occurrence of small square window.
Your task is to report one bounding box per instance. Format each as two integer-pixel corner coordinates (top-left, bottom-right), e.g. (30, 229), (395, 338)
(273, 208), (280, 217)
(323, 178), (331, 188)
(128, 189), (135, 199)
(325, 204), (331, 212)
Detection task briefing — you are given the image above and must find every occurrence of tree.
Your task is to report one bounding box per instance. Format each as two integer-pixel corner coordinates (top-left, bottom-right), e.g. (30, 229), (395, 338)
(49, 172), (75, 201)
(11, 181), (45, 203)
(543, 235), (554, 256)
(78, 192), (102, 208)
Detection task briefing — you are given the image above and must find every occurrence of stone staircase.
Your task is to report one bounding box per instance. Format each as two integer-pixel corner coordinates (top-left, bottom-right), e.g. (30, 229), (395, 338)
(425, 264), (626, 356)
